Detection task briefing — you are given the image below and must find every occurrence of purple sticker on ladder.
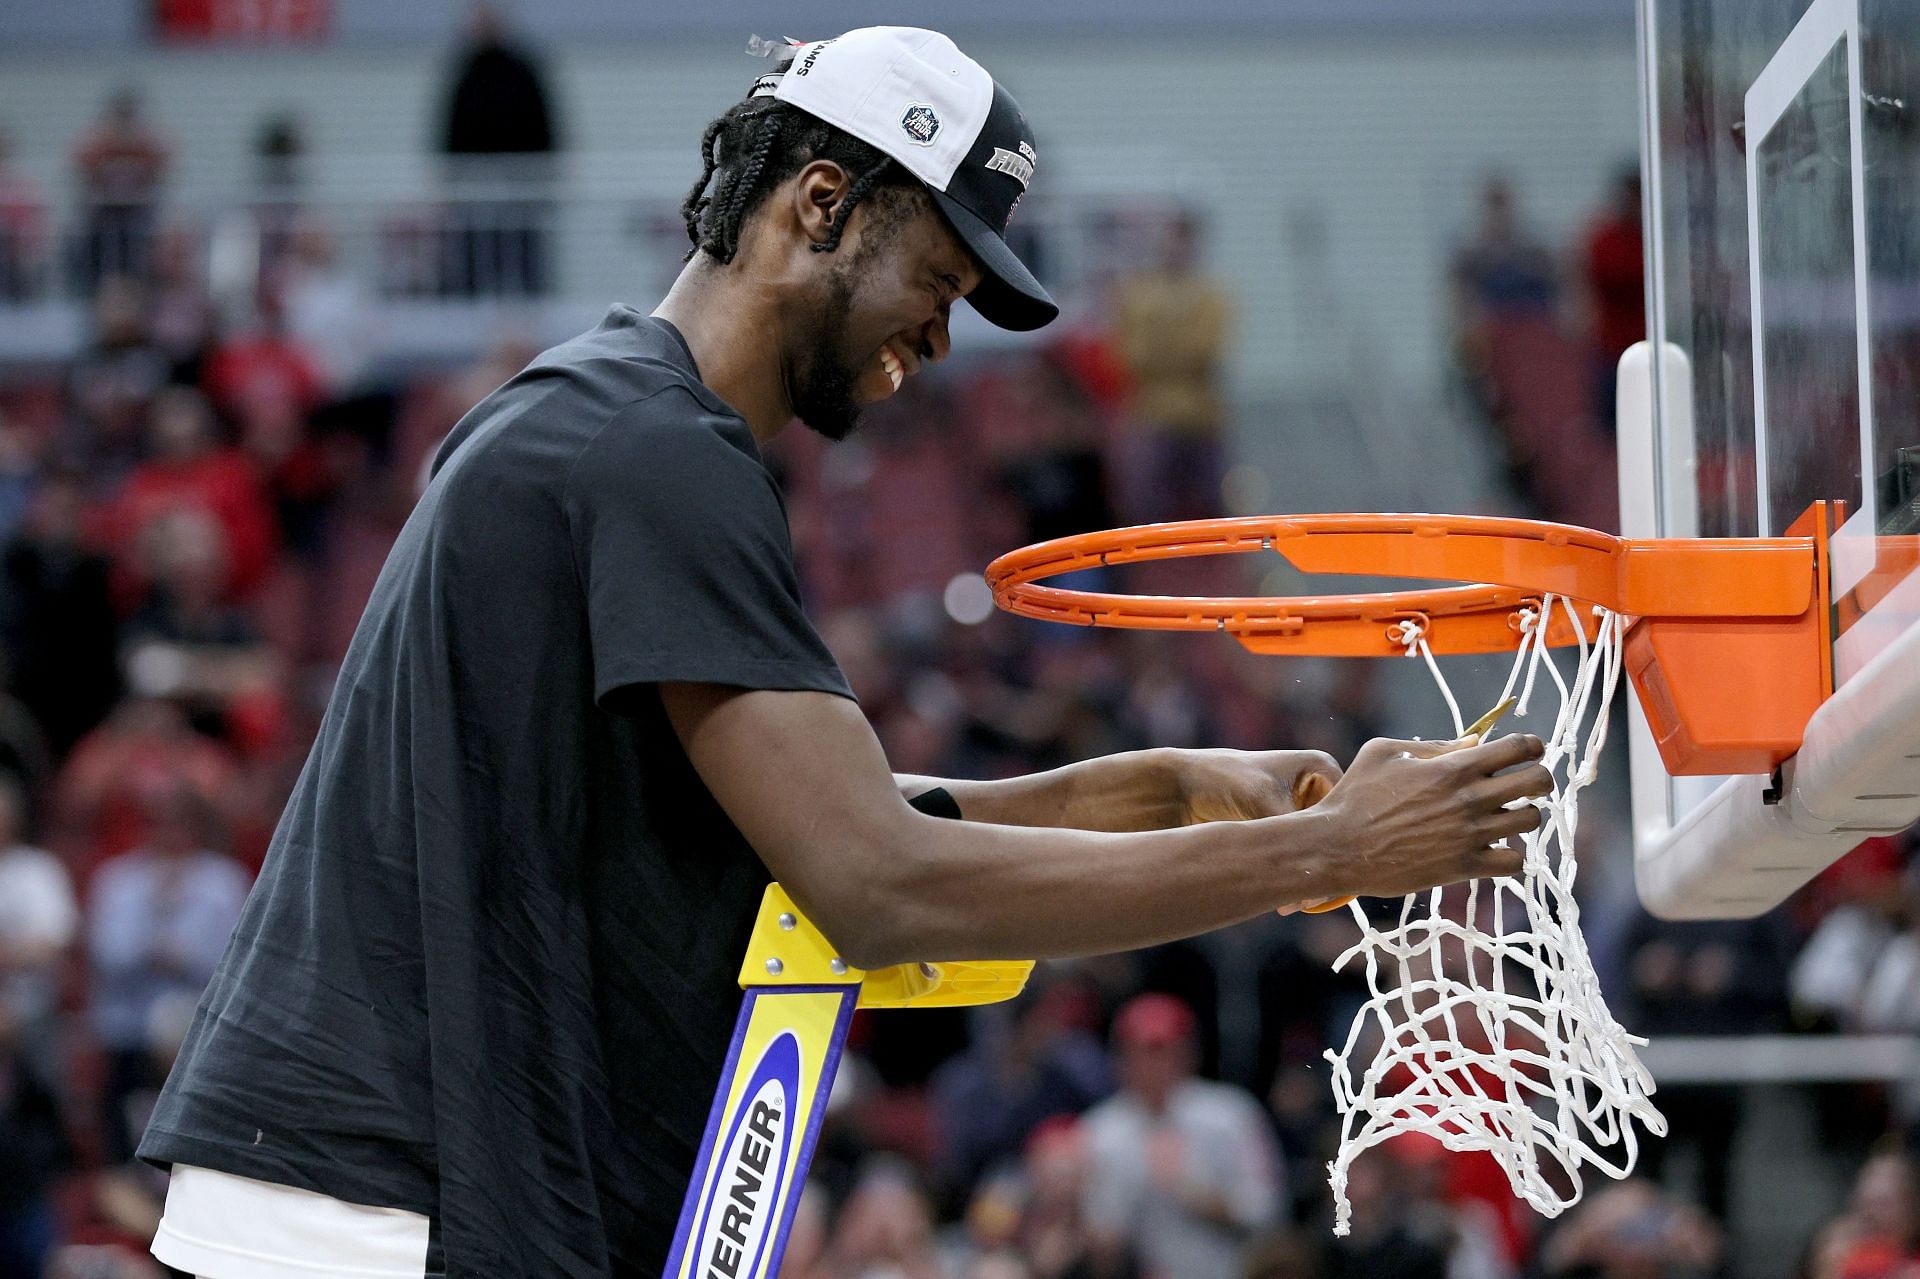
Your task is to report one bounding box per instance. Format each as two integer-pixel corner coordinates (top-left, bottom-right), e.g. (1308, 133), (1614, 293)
(662, 987), (857, 1279)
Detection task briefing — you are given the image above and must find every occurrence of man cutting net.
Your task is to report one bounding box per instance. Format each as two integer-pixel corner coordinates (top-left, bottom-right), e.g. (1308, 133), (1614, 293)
(138, 27), (1552, 1278)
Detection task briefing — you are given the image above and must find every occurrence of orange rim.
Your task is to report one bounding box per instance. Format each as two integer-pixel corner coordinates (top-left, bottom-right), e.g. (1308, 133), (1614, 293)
(985, 514), (1817, 658)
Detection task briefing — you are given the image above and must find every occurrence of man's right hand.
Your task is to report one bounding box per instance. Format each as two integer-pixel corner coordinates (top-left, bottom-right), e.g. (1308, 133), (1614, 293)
(1299, 734), (1552, 903)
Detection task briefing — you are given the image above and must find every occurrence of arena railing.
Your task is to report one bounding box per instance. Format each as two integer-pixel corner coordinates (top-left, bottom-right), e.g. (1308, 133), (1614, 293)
(0, 150), (1204, 365)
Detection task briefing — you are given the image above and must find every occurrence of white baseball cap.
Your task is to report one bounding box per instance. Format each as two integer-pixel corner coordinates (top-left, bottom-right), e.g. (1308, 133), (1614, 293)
(748, 27), (1058, 332)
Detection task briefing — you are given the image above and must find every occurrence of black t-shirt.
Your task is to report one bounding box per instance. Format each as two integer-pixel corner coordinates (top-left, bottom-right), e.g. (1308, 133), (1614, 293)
(140, 309), (853, 1276)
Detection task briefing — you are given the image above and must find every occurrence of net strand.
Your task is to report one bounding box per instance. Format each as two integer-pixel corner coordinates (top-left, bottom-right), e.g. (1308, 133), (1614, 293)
(1324, 597), (1666, 1235)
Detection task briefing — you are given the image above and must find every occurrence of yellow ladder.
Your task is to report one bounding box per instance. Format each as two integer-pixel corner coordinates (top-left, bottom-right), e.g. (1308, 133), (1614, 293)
(663, 885), (1032, 1279)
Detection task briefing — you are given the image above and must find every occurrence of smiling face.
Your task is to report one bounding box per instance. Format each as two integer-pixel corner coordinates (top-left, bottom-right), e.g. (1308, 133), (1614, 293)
(784, 177), (982, 441)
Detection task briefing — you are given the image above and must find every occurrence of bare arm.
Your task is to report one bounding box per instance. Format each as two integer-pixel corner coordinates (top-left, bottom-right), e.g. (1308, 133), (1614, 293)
(894, 746), (1340, 833)
(662, 684), (1548, 970)
(895, 754), (1180, 831)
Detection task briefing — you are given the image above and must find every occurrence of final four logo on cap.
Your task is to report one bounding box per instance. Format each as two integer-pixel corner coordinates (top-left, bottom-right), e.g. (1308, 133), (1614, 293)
(985, 140), (1036, 188)
(900, 103), (941, 146)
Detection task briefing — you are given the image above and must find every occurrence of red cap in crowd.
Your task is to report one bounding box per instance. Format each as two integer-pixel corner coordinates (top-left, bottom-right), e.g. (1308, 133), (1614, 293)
(1111, 993), (1197, 1048)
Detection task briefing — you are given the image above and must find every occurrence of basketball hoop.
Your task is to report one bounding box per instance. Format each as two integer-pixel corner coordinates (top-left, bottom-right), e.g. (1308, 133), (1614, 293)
(987, 511), (1833, 1232)
(987, 513), (1829, 774)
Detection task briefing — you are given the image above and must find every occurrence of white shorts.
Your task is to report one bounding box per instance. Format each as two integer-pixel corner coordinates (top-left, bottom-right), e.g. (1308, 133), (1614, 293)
(152, 1164), (430, 1279)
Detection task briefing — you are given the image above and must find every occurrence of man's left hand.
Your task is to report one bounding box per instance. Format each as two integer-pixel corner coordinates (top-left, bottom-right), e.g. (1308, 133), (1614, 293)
(1169, 748), (1346, 916)
(1170, 747), (1342, 826)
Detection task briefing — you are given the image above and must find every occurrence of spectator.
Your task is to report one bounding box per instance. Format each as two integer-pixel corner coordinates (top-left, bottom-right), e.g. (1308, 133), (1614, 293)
(961, 1170), (1028, 1264)
(1581, 166), (1645, 429)
(933, 976), (1113, 1197)
(71, 88), (172, 288)
(439, 2), (561, 158)
(773, 1184), (831, 1279)
(53, 695), (239, 876)
(1826, 1150), (1920, 1274)
(437, 2), (562, 296)
(1540, 1180), (1722, 1279)
(1257, 910), (1371, 1113)
(0, 653), (52, 824)
(200, 297), (325, 433)
(996, 354), (1118, 549)
(0, 777), (75, 1066)
(1, 475), (122, 753)
(200, 297), (335, 553)
(1110, 210), (1232, 524)
(1852, 854), (1920, 1035)
(1380, 1135), (1518, 1279)
(146, 225), (219, 386)
(1019, 1118), (1137, 1279)
(1448, 176), (1554, 468)
(0, 125), (49, 301)
(0, 404), (39, 550)
(111, 385), (277, 603)
(1620, 911), (1795, 1221)
(252, 111), (307, 273)
(121, 509), (279, 732)
(87, 783), (249, 1161)
(1806, 1214), (1873, 1279)
(1451, 177), (1558, 323)
(279, 219), (406, 495)
(0, 999), (72, 1279)
(254, 111), (305, 195)
(1793, 834), (1911, 942)
(1447, 174), (1615, 527)
(1082, 994), (1284, 1279)
(825, 1159), (949, 1279)
(128, 511), (247, 644)
(1790, 879), (1900, 1032)
(75, 990), (195, 1278)
(1318, 1150), (1448, 1279)
(62, 275), (170, 485)
(277, 217), (380, 399)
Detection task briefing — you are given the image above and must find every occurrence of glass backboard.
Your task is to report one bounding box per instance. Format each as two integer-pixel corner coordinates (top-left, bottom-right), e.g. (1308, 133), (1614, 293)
(1626, 0), (1920, 914)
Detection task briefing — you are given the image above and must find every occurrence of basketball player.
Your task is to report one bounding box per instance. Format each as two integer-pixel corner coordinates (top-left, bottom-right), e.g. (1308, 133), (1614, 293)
(138, 27), (1551, 1277)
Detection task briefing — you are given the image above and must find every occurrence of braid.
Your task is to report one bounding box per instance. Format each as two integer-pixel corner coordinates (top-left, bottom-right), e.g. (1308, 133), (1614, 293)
(677, 115), (728, 254)
(713, 112), (787, 263)
(679, 97), (915, 266)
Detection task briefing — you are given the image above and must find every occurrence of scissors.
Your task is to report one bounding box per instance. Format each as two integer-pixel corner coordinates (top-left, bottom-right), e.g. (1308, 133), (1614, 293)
(1287, 695), (1519, 915)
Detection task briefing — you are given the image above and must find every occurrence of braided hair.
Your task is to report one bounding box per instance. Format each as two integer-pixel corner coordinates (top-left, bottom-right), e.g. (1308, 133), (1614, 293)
(679, 96), (917, 265)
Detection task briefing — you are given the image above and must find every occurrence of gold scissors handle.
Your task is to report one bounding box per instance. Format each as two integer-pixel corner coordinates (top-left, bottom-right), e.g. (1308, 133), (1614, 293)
(1294, 696), (1519, 914)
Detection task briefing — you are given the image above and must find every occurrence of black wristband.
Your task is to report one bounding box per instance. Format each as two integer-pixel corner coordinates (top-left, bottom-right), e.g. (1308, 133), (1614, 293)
(906, 786), (963, 821)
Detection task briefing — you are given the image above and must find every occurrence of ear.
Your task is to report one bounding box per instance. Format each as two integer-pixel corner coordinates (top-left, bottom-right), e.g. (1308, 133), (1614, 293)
(790, 159), (855, 247)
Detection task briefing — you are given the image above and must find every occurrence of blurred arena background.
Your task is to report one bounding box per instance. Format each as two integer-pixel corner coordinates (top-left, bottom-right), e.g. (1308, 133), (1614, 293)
(0, 3), (1915, 1278)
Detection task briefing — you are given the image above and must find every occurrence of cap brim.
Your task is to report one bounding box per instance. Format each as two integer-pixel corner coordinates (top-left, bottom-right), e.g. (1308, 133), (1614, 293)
(929, 189), (1058, 332)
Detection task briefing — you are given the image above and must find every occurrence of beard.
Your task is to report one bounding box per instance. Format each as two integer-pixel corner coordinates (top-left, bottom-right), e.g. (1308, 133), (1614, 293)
(790, 257), (871, 443)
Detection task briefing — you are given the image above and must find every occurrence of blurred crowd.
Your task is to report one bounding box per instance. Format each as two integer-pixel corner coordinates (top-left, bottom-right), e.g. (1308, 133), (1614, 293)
(1447, 170), (1644, 534)
(0, 5), (561, 307)
(0, 56), (1917, 1279)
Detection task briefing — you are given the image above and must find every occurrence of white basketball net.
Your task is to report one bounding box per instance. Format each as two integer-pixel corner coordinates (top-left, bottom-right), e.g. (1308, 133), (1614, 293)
(1324, 595), (1667, 1235)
